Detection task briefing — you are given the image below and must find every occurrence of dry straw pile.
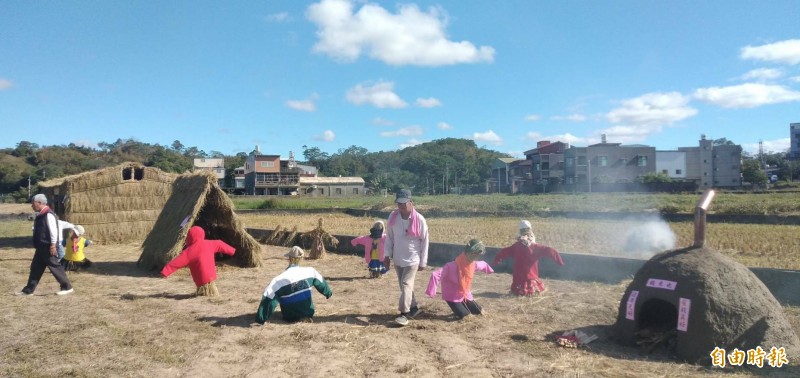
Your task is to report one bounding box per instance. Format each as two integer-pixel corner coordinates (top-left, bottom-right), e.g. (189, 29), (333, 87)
(38, 162), (175, 244)
(138, 170), (262, 270)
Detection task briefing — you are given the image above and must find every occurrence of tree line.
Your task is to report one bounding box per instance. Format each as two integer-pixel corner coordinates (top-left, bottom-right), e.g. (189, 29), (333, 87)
(0, 138), (508, 202)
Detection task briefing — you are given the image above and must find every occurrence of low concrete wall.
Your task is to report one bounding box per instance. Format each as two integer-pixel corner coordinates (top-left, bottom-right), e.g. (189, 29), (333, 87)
(247, 228), (800, 306)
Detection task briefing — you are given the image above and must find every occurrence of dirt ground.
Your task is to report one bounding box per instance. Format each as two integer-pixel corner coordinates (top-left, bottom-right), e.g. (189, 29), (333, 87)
(1, 202), (798, 377)
(2, 240), (798, 378)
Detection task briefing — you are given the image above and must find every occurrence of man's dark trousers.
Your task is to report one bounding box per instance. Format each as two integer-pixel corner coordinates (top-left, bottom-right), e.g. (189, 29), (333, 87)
(22, 246), (72, 294)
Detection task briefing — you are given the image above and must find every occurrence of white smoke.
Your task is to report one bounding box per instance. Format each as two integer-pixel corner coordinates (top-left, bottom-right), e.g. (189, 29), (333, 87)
(623, 219), (676, 257)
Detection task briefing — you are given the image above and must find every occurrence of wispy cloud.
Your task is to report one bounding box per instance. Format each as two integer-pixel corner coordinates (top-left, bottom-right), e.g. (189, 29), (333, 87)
(265, 12), (290, 23)
(694, 83), (800, 108)
(472, 130), (503, 146)
(415, 97), (442, 108)
(740, 39), (800, 65)
(314, 130), (336, 142)
(286, 93), (319, 112)
(307, 0), (494, 66)
(550, 114), (587, 122)
(380, 125), (423, 137)
(0, 78), (13, 91)
(524, 114), (541, 122)
(400, 139), (424, 148)
(346, 81), (407, 108)
(71, 139), (97, 149)
(437, 122), (453, 130)
(523, 132), (542, 141)
(790, 76), (800, 83)
(739, 68), (783, 82)
(371, 117), (395, 126)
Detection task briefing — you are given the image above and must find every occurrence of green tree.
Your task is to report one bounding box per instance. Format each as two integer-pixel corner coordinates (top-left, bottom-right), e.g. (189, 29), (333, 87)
(741, 159), (768, 186)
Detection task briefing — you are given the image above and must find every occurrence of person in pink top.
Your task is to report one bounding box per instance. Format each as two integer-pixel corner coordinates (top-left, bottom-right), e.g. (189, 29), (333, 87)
(350, 220), (388, 278)
(426, 239), (494, 320)
(161, 226), (236, 296)
(493, 220), (564, 296)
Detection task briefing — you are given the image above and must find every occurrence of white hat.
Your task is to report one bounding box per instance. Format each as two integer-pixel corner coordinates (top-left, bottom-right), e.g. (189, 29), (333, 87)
(519, 220), (532, 230)
(73, 225), (85, 236)
(284, 246), (305, 259)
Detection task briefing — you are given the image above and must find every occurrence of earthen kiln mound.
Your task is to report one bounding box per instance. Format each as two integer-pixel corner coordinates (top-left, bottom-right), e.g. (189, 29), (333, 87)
(614, 246), (800, 365)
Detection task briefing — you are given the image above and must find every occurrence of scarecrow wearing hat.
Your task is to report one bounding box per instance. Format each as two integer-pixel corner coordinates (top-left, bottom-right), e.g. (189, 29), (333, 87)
(493, 220), (564, 296)
(350, 220), (388, 278)
(61, 225), (93, 271)
(161, 226), (236, 296)
(426, 239), (494, 320)
(256, 246), (333, 324)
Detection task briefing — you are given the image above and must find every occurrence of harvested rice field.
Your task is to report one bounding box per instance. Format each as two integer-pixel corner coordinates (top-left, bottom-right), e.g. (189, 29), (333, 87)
(2, 204), (799, 376)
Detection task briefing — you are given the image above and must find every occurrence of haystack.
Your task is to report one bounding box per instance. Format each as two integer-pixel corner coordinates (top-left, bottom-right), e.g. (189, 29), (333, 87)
(38, 162), (176, 244)
(138, 171), (262, 270)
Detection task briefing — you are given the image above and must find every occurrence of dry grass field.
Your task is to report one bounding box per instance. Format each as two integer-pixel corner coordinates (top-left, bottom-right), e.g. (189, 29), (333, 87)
(2, 203), (799, 377)
(239, 212), (800, 270)
(3, 243), (798, 377)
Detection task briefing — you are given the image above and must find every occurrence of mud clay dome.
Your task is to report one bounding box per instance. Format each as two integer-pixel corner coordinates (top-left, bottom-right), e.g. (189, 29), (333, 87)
(614, 246), (800, 364)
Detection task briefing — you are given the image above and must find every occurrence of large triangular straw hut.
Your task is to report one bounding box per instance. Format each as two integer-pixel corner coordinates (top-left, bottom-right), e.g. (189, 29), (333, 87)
(138, 171), (262, 270)
(37, 162), (176, 244)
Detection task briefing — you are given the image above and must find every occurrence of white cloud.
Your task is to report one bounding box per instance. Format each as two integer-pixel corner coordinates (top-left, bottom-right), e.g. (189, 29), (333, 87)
(524, 114), (541, 122)
(524, 132), (542, 141)
(314, 130), (336, 142)
(550, 114), (587, 122)
(742, 138), (790, 155)
(693, 83), (800, 108)
(472, 130), (503, 146)
(739, 68), (783, 82)
(740, 39), (800, 65)
(596, 125), (662, 144)
(346, 81), (407, 108)
(265, 12), (290, 22)
(71, 139), (98, 149)
(307, 0), (494, 66)
(415, 97), (442, 108)
(790, 76), (800, 83)
(400, 139), (424, 148)
(371, 117), (395, 126)
(539, 133), (592, 145)
(0, 78), (13, 90)
(437, 122), (452, 130)
(286, 93), (319, 112)
(606, 92), (697, 127)
(380, 125), (423, 137)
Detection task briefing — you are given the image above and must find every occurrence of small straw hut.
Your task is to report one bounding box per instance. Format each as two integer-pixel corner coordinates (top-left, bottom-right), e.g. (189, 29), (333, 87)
(138, 171), (262, 270)
(38, 162), (176, 244)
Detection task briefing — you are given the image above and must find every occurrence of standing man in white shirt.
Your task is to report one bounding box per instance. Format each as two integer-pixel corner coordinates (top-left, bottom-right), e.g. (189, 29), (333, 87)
(383, 189), (429, 326)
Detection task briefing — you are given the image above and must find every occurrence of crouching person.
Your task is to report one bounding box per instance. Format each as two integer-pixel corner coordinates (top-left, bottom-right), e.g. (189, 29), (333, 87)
(62, 225), (93, 271)
(426, 239), (493, 320)
(256, 246), (332, 324)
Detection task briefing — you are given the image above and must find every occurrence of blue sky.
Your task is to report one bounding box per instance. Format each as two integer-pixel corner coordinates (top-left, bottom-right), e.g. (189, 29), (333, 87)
(1, 0), (799, 158)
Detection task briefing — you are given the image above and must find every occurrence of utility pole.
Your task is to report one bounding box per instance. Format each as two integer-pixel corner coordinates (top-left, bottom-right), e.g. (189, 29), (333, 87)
(28, 176), (31, 198)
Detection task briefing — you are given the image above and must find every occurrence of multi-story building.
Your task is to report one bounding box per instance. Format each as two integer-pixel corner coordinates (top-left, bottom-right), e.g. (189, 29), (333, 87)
(564, 137), (655, 189)
(524, 141), (569, 192)
(243, 153), (299, 195)
(678, 135), (742, 189)
(489, 158), (520, 193)
(193, 158), (225, 187)
(789, 123), (800, 160)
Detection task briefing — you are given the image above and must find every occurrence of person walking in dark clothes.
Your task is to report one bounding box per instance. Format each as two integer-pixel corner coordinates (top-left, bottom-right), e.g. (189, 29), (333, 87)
(16, 194), (73, 296)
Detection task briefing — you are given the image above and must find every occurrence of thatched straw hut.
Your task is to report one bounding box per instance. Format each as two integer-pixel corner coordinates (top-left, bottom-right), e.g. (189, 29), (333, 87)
(38, 162), (176, 244)
(138, 171), (262, 270)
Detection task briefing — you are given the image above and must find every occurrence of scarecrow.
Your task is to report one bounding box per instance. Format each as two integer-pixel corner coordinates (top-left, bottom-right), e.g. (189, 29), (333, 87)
(350, 220), (388, 278)
(493, 220), (564, 296)
(161, 226), (236, 296)
(426, 239), (494, 320)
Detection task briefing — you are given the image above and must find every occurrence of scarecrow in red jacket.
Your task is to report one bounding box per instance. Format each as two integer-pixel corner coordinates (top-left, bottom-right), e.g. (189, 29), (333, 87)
(161, 226), (236, 296)
(493, 220), (564, 296)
